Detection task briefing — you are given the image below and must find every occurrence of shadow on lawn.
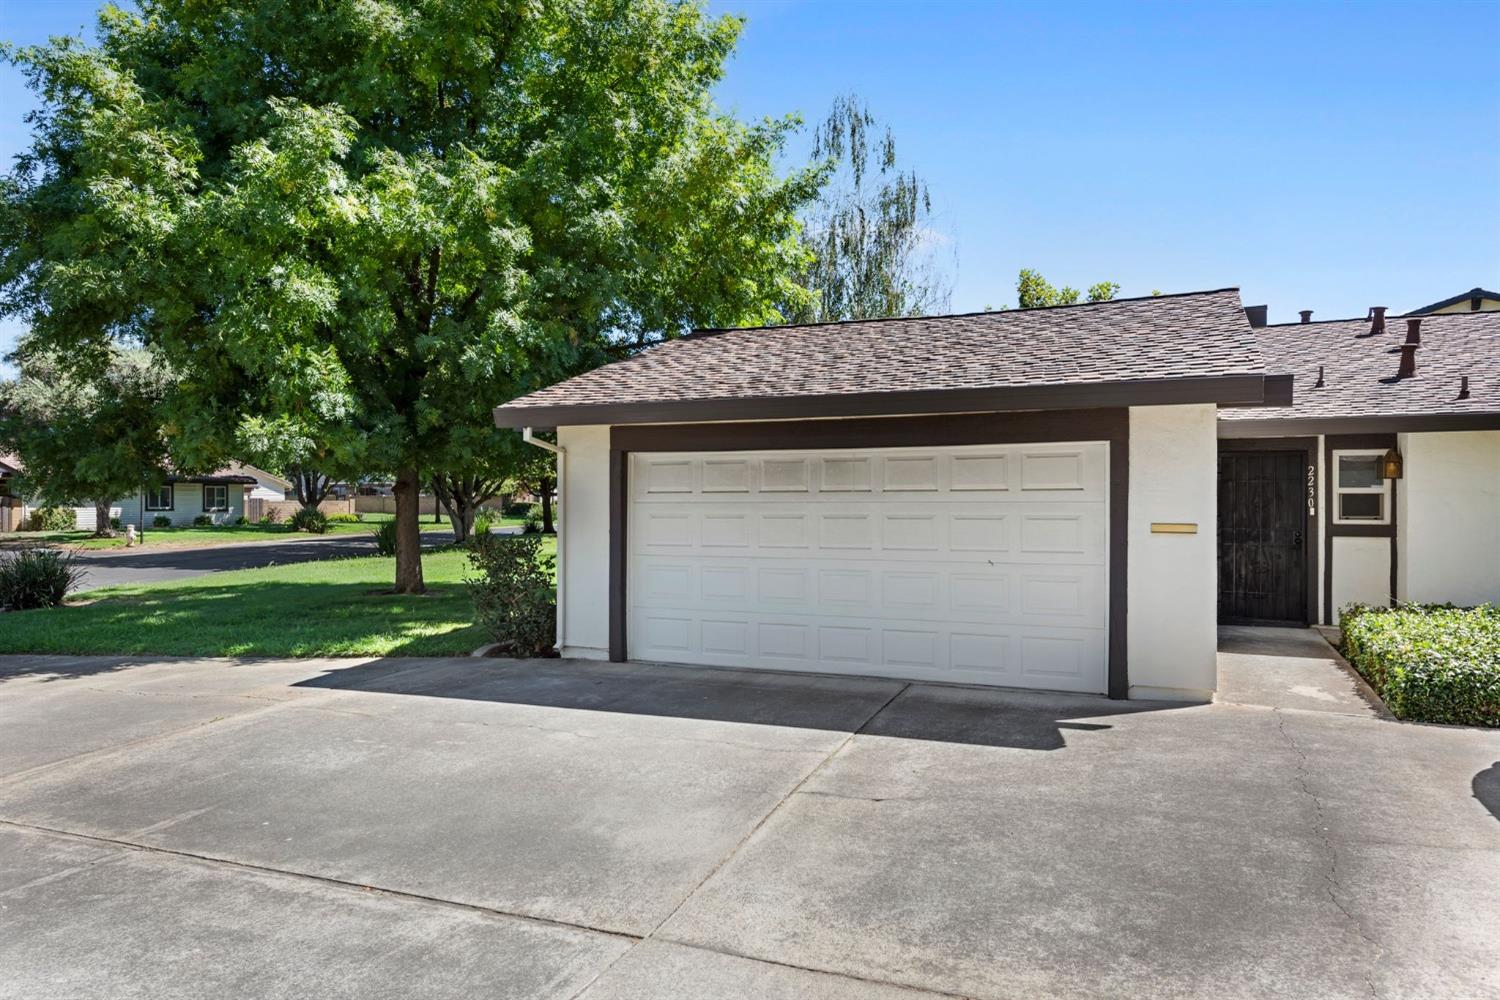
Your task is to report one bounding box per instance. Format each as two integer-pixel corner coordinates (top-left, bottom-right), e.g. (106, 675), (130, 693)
(0, 579), (483, 682)
(295, 656), (1183, 751)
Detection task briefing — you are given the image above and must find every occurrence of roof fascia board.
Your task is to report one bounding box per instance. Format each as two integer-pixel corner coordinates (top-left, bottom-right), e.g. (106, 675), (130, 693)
(1218, 412), (1500, 437)
(495, 374), (1277, 429)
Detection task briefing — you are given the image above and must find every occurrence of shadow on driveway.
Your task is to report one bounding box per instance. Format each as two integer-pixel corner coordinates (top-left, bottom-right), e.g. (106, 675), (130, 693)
(1476, 761), (1500, 823)
(295, 656), (1182, 750)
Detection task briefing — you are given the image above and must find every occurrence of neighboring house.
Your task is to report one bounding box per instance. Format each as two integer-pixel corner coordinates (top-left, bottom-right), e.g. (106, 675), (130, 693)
(1405, 286), (1500, 316)
(221, 462), (291, 503)
(0, 453), (22, 532)
(5, 461), (262, 531)
(493, 288), (1498, 704)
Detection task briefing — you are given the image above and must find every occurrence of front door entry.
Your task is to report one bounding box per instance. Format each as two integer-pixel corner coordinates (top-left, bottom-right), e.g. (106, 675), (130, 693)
(1218, 450), (1309, 625)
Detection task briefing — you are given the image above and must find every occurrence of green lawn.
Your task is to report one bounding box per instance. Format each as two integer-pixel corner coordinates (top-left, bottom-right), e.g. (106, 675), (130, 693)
(0, 538), (555, 658)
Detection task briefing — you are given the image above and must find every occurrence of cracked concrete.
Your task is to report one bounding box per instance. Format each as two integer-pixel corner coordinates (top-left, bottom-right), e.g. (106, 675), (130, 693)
(1, 637), (1497, 999)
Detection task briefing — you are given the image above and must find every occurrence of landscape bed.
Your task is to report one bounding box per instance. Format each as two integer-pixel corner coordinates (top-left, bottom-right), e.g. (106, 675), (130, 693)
(0, 543), (552, 658)
(1340, 603), (1500, 727)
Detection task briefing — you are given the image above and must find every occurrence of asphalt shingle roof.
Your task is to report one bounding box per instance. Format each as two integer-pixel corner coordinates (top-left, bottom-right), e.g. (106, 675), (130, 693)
(495, 288), (1268, 425)
(1221, 310), (1499, 424)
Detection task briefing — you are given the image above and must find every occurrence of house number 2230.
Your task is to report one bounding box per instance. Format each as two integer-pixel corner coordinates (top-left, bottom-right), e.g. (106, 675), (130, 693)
(1306, 465), (1316, 515)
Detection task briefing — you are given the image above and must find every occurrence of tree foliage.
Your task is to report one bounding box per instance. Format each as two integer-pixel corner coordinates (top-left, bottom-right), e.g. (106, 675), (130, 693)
(2, 1), (822, 590)
(1016, 269), (1120, 309)
(792, 94), (949, 323)
(0, 347), (173, 535)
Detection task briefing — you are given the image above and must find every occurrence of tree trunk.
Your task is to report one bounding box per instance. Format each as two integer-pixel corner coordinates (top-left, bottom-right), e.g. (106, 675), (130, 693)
(540, 480), (555, 534)
(393, 466), (425, 594)
(291, 467), (333, 511)
(93, 499), (114, 537)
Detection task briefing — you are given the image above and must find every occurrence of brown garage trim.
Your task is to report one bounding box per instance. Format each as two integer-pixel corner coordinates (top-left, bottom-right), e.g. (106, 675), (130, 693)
(1216, 437), (1319, 626)
(500, 374), (1276, 429)
(609, 409), (1132, 699)
(1219, 412), (1500, 437)
(1323, 433), (1397, 625)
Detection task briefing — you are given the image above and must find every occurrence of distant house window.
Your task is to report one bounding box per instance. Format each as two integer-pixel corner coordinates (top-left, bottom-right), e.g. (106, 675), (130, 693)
(202, 484), (229, 512)
(145, 485), (174, 511)
(1332, 451), (1390, 525)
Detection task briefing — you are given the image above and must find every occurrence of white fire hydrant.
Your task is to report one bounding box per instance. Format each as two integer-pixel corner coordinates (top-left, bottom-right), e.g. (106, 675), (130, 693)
(124, 524), (138, 547)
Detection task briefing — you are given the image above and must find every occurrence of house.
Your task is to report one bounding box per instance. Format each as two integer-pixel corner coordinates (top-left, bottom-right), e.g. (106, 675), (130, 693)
(0, 453), (22, 532)
(493, 288), (1499, 704)
(1405, 286), (1500, 316)
(3, 460), (267, 531)
(1221, 304), (1499, 620)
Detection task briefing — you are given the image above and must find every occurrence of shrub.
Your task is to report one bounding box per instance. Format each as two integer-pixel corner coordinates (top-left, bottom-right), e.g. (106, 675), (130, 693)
(233, 515), (247, 526)
(501, 500), (535, 519)
(26, 506), (77, 532)
(288, 507), (329, 533)
(467, 534), (556, 657)
(109, 516), (122, 531)
(372, 519), (398, 556)
(192, 514), (215, 527)
(522, 507), (544, 534)
(0, 547), (85, 610)
(152, 514), (172, 529)
(1341, 603), (1500, 727)
(259, 507), (282, 525)
(472, 510), (498, 538)
(327, 512), (360, 523)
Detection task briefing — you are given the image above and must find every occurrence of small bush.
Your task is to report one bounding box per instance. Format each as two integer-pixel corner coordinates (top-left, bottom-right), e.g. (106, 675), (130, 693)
(501, 500), (535, 519)
(233, 515), (247, 526)
(372, 519), (398, 556)
(288, 507), (329, 533)
(1341, 603), (1500, 727)
(522, 507), (544, 534)
(473, 510), (498, 537)
(109, 517), (122, 531)
(260, 507), (282, 525)
(467, 534), (556, 657)
(0, 547), (85, 610)
(152, 514), (172, 529)
(192, 514), (215, 527)
(26, 506), (77, 532)
(327, 512), (360, 523)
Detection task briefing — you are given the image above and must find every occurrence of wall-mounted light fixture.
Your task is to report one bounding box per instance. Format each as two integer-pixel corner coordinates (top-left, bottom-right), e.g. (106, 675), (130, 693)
(1381, 447), (1403, 480)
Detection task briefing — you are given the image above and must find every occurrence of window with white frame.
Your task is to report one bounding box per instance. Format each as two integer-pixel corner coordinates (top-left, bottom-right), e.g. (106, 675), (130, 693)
(145, 484), (174, 511)
(202, 484), (229, 512)
(1332, 450), (1390, 524)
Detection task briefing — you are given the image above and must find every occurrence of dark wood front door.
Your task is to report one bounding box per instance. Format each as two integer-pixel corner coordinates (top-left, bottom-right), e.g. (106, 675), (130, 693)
(1218, 450), (1309, 625)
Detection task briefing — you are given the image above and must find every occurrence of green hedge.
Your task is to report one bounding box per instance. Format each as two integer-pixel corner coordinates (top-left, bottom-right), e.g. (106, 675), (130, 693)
(1340, 603), (1500, 727)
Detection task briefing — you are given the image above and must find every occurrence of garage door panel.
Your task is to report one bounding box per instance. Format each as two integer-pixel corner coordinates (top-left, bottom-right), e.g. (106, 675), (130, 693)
(628, 444), (1108, 693)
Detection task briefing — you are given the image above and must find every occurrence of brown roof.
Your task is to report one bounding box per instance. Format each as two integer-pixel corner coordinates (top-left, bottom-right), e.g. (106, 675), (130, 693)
(1221, 310), (1500, 432)
(495, 288), (1276, 427)
(0, 452), (19, 475)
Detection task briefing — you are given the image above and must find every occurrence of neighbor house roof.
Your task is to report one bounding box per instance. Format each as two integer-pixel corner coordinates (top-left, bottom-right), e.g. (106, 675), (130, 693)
(495, 288), (1285, 427)
(1405, 287), (1500, 316)
(0, 452), (19, 476)
(219, 461), (293, 490)
(1221, 310), (1500, 434)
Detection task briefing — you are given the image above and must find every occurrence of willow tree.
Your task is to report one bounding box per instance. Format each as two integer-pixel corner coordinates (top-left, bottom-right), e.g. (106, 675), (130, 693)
(793, 94), (950, 323)
(2, 1), (820, 592)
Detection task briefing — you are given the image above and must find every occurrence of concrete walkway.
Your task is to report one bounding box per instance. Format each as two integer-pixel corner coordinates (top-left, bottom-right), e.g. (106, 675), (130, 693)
(2, 652), (1497, 999)
(1217, 625), (1385, 717)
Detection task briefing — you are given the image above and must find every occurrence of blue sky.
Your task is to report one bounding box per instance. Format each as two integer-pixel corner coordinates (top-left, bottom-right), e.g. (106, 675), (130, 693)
(2, 0), (1497, 370)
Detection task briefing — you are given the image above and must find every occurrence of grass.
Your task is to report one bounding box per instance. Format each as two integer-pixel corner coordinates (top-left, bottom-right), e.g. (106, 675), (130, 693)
(0, 536), (556, 658)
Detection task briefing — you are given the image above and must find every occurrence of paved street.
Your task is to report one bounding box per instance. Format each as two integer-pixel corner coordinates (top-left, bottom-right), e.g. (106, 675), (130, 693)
(1, 636), (1496, 999)
(67, 528), (472, 591)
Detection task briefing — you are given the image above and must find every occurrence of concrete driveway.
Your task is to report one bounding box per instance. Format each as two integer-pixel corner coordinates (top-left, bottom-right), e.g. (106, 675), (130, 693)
(68, 527), (464, 591)
(2, 641), (1497, 999)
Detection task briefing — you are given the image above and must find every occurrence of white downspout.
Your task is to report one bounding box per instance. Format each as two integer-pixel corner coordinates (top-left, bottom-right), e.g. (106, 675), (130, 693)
(521, 428), (565, 653)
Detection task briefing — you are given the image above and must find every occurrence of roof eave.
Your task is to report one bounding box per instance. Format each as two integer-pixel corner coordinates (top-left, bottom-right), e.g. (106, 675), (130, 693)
(1219, 411), (1500, 437)
(494, 373), (1284, 430)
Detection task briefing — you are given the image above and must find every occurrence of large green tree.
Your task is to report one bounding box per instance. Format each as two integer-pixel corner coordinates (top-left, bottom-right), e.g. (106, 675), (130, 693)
(792, 94), (949, 323)
(0, 346), (173, 535)
(3, 1), (820, 591)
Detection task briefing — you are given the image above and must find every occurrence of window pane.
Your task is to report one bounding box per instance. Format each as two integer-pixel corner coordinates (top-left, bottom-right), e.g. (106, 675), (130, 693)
(1338, 492), (1383, 520)
(1338, 454), (1382, 489)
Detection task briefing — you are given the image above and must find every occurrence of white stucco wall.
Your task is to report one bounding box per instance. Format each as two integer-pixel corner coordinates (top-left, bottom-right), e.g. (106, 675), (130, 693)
(1126, 404), (1219, 701)
(1330, 536), (1390, 613)
(557, 425), (612, 659)
(1397, 430), (1500, 606)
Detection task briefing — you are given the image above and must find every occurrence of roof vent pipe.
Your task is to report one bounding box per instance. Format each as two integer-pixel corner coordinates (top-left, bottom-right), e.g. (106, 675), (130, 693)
(1405, 317), (1422, 345)
(1299, 310), (1313, 324)
(1397, 343), (1419, 379)
(1459, 375), (1470, 400)
(1314, 365), (1325, 388)
(1368, 306), (1387, 337)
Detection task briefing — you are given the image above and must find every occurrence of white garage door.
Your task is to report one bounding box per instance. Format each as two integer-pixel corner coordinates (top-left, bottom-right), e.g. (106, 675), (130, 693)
(627, 442), (1109, 693)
